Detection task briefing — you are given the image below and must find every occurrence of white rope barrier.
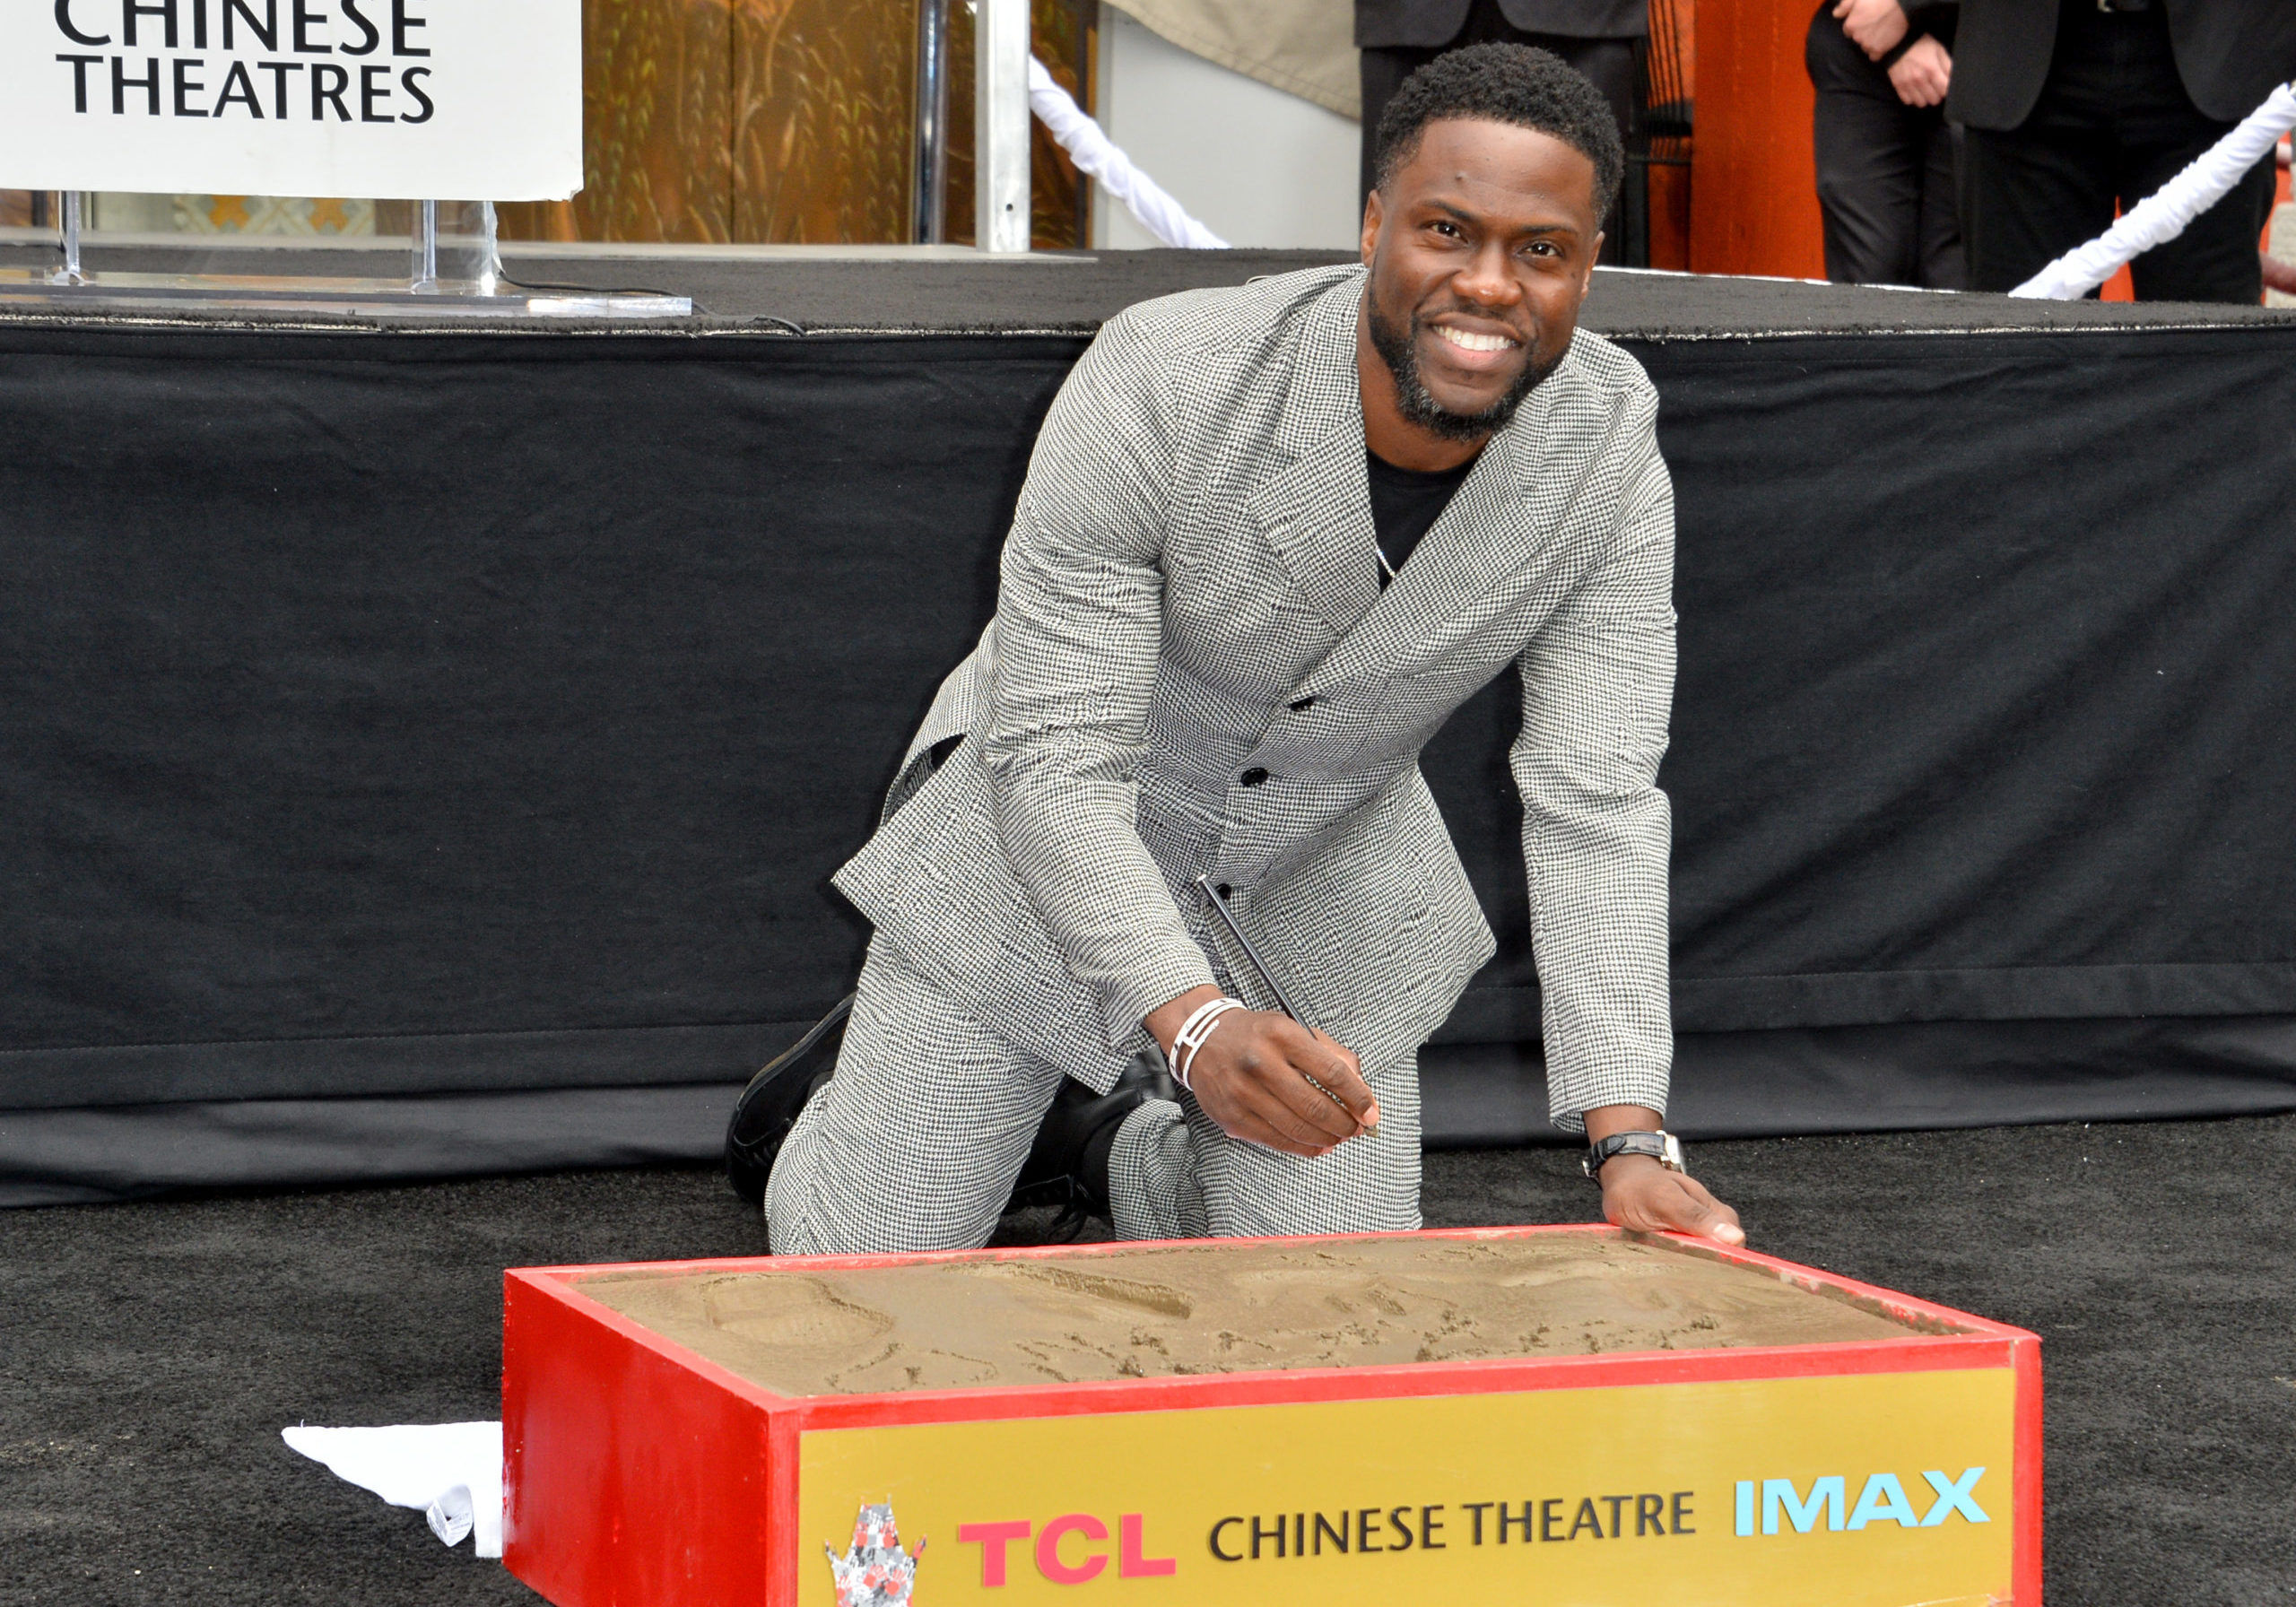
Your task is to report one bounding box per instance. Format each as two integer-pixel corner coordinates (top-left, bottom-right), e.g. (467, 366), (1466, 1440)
(2012, 81), (2296, 299)
(1027, 56), (1228, 249)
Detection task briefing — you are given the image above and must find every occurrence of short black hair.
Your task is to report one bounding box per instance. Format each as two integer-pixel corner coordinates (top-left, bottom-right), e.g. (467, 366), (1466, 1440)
(1371, 42), (1623, 214)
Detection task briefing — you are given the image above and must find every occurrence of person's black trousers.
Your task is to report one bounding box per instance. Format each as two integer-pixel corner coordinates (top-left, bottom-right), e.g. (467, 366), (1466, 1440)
(1807, 2), (1965, 288)
(1360, 0), (1638, 257)
(1962, 2), (2274, 302)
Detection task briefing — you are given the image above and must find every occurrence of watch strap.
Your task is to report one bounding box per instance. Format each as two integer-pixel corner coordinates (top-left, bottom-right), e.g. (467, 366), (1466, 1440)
(1583, 1129), (1685, 1182)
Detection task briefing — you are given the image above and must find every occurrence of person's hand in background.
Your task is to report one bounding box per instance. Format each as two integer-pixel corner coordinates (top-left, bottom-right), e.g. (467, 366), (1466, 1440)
(1890, 35), (1952, 108)
(1833, 0), (1909, 59)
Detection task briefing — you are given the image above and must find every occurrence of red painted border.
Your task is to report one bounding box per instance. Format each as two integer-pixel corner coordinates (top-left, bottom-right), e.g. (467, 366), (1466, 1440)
(2012, 1332), (2046, 1604)
(506, 1227), (2042, 1607)
(504, 1273), (779, 1607)
(766, 1411), (804, 1607)
(783, 1327), (2019, 1431)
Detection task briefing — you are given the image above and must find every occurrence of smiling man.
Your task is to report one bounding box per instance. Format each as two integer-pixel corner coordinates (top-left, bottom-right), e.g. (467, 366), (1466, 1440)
(732, 43), (1743, 1255)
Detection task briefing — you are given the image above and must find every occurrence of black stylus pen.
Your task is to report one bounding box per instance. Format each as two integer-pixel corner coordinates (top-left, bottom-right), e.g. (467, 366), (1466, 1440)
(1196, 876), (1378, 1138)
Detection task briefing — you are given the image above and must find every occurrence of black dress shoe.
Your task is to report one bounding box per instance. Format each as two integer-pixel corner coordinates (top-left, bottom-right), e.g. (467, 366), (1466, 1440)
(1009, 1053), (1179, 1225)
(725, 994), (854, 1206)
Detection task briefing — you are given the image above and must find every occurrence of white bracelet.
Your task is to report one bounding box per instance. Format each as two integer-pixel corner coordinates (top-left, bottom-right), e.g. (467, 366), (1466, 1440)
(1170, 997), (1231, 1060)
(1176, 1001), (1241, 1090)
(1170, 997), (1244, 1090)
(1168, 997), (1232, 1090)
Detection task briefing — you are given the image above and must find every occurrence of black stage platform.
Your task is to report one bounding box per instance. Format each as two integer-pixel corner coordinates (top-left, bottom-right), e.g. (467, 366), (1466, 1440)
(4, 245), (2295, 1202)
(6, 238), (2294, 333)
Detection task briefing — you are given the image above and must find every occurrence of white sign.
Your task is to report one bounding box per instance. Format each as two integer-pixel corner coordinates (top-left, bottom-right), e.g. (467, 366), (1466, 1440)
(0, 0), (582, 199)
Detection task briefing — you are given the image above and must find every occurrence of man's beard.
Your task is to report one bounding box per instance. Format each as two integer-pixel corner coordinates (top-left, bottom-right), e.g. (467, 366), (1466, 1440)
(1366, 293), (1558, 443)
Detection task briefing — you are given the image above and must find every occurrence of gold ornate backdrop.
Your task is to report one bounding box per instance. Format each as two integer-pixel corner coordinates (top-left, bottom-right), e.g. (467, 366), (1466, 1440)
(496, 0), (1094, 247)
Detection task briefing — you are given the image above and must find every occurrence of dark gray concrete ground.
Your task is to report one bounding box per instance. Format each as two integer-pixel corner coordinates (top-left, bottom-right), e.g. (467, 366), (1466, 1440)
(2, 1116), (2291, 1605)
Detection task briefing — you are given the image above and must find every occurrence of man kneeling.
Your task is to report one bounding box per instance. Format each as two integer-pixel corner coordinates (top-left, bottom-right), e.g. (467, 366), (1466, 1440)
(732, 44), (1743, 1255)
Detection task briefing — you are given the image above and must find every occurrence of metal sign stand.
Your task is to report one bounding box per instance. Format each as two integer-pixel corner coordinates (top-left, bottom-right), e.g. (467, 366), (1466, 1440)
(408, 199), (502, 296)
(976, 0), (1032, 254)
(50, 191), (86, 286)
(912, 0), (952, 245)
(912, 0), (1031, 255)
(1, 194), (691, 320)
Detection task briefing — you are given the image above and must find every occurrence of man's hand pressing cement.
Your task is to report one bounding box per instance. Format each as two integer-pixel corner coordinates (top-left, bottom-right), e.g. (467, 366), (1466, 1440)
(1584, 1102), (1745, 1246)
(1600, 1158), (1746, 1246)
(1147, 987), (1379, 1156)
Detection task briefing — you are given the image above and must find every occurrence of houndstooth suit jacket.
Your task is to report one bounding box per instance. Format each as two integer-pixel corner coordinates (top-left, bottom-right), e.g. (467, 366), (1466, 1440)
(833, 264), (1674, 1130)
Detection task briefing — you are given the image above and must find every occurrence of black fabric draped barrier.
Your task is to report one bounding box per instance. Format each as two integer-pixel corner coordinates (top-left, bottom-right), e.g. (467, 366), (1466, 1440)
(5, 259), (2295, 1201)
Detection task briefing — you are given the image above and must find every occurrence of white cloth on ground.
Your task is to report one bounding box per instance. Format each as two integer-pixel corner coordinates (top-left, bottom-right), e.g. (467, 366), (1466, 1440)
(281, 1421), (504, 1559)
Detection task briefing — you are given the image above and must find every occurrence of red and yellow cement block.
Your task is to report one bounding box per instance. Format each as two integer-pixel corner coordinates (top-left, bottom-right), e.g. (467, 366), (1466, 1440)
(502, 1227), (2041, 1606)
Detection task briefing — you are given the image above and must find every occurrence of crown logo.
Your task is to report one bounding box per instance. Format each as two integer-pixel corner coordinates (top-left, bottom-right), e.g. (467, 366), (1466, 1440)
(825, 1500), (925, 1607)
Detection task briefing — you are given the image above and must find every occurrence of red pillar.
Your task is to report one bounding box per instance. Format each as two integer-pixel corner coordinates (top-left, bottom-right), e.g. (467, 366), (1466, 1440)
(1690, 0), (1826, 280)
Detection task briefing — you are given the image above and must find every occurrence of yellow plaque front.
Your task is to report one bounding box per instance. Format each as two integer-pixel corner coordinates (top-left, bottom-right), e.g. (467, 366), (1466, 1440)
(797, 1367), (2016, 1605)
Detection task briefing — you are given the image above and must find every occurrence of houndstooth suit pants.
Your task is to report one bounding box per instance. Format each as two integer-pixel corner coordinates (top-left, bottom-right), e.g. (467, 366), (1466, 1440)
(765, 934), (1422, 1255)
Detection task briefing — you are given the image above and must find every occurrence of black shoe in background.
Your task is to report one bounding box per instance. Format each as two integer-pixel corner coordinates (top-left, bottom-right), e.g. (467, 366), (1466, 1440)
(725, 994), (854, 1207)
(1009, 1053), (1179, 1231)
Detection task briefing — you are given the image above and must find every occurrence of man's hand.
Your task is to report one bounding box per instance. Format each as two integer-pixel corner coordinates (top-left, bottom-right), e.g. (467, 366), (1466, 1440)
(1888, 35), (1952, 107)
(1832, 0), (1908, 58)
(1147, 986), (1378, 1156)
(1584, 1104), (1744, 1246)
(1600, 1157), (1745, 1245)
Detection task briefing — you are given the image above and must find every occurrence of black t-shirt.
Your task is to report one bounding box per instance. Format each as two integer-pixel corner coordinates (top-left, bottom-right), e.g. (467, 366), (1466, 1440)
(1366, 450), (1475, 587)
